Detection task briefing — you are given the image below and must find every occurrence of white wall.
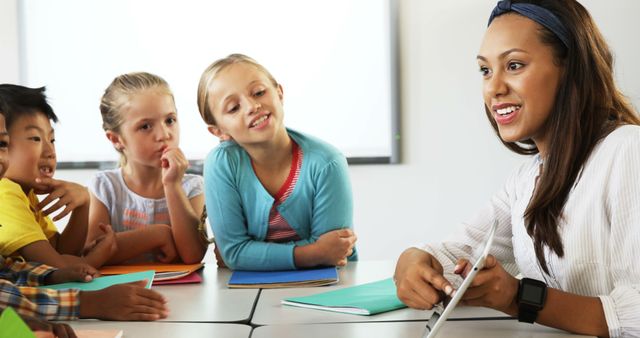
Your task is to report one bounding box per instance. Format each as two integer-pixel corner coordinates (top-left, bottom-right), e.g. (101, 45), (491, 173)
(19, 0), (395, 162)
(0, 0), (20, 83)
(1, 0), (639, 261)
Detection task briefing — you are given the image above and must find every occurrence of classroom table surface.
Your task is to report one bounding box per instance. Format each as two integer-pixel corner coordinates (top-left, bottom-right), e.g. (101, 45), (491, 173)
(152, 251), (259, 323)
(251, 321), (595, 338)
(68, 321), (251, 338)
(251, 260), (508, 325)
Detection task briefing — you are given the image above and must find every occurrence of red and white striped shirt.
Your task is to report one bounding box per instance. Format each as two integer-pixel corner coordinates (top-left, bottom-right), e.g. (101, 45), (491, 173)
(265, 141), (303, 242)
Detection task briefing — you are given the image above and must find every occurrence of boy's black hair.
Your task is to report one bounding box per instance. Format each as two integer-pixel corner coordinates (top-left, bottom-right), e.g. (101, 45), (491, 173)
(0, 96), (7, 116)
(0, 84), (58, 129)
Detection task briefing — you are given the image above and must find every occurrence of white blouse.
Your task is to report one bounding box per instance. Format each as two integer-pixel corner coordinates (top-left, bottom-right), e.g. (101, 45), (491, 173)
(422, 125), (640, 337)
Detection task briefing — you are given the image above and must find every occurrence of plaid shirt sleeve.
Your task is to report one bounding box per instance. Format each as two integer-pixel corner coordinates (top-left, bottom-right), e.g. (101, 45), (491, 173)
(0, 280), (80, 320)
(1, 257), (80, 320)
(0, 257), (57, 287)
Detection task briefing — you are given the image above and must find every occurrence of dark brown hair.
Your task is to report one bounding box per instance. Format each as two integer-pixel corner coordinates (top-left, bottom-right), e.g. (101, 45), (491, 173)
(486, 0), (640, 273)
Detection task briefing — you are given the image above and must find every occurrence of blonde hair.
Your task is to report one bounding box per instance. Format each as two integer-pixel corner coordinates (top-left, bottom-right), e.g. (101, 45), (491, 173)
(196, 54), (278, 125)
(100, 72), (175, 165)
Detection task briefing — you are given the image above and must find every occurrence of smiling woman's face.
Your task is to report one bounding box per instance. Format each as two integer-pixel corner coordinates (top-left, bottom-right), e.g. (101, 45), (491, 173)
(477, 13), (563, 154)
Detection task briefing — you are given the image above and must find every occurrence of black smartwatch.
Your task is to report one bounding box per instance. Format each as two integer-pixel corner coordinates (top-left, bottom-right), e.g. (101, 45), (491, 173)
(516, 278), (547, 323)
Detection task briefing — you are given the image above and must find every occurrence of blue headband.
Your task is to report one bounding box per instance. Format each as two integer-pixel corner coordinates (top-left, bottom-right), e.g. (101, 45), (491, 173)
(488, 0), (570, 48)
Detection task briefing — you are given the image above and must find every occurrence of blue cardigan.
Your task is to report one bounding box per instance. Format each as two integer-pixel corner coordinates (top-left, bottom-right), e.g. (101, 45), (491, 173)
(203, 129), (356, 270)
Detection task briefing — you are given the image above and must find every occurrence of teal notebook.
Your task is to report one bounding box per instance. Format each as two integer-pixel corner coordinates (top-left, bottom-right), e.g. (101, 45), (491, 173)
(281, 277), (407, 315)
(39, 270), (155, 291)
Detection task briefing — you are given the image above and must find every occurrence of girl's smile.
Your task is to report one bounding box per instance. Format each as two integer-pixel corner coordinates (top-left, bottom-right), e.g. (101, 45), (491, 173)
(249, 112), (271, 129)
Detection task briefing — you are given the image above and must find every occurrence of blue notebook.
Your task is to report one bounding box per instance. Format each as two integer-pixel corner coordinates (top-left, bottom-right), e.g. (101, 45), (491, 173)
(228, 266), (338, 288)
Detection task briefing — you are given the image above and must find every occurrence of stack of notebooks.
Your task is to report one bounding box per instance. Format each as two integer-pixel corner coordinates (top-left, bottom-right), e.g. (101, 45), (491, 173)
(100, 262), (204, 285)
(281, 278), (407, 315)
(228, 266), (338, 289)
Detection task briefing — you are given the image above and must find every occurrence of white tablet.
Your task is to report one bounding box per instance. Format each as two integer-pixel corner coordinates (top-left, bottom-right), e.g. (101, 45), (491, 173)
(423, 219), (498, 338)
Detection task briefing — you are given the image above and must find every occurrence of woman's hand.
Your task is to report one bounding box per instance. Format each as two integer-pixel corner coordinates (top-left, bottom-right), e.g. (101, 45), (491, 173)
(455, 254), (519, 315)
(34, 178), (90, 221)
(161, 147), (189, 185)
(394, 247), (454, 310)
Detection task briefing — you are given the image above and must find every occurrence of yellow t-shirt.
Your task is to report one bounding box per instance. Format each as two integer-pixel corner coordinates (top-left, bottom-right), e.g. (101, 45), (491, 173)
(0, 178), (58, 257)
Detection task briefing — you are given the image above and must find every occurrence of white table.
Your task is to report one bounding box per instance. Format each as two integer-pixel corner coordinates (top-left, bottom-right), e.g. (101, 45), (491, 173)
(69, 321), (251, 338)
(153, 248), (258, 323)
(251, 321), (595, 338)
(251, 260), (508, 325)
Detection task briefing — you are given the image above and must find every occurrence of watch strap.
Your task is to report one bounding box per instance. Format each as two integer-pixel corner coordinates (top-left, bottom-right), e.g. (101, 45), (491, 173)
(517, 278), (547, 324)
(517, 304), (539, 323)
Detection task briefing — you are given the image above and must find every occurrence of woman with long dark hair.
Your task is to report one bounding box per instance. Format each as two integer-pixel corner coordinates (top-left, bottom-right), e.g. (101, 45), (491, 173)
(394, 1), (640, 336)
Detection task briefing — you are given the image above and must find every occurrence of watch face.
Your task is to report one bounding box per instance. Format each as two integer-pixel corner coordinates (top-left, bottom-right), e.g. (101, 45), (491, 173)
(521, 284), (544, 304)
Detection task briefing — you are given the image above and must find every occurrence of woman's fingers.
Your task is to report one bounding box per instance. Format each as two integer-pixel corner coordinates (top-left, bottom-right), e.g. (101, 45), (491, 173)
(398, 277), (443, 309)
(421, 265), (453, 296)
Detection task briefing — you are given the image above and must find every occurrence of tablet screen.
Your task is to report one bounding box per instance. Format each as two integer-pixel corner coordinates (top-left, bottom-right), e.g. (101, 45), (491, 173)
(423, 219), (498, 338)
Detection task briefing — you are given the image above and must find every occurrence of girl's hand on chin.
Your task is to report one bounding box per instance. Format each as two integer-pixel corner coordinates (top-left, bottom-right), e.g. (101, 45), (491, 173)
(161, 147), (189, 185)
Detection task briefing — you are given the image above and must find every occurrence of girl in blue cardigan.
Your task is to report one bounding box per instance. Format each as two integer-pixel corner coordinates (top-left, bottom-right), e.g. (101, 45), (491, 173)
(196, 54), (358, 271)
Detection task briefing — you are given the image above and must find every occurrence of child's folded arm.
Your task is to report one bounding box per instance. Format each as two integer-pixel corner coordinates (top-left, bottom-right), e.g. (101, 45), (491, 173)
(18, 241), (67, 268)
(164, 182), (207, 264)
(102, 225), (177, 264)
(206, 156), (297, 270)
(18, 240), (82, 268)
(55, 204), (90, 255)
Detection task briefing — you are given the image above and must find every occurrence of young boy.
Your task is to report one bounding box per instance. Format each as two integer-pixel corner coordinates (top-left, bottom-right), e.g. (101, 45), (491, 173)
(0, 84), (114, 268)
(1, 100), (169, 331)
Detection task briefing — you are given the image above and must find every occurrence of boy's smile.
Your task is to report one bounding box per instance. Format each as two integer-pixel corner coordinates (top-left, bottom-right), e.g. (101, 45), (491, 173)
(5, 112), (57, 192)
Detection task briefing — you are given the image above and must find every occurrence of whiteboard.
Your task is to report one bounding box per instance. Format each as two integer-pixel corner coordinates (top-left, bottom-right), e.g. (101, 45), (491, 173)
(19, 0), (399, 166)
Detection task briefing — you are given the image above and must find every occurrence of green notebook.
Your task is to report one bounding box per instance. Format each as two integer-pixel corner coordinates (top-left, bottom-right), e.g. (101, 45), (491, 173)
(0, 307), (35, 338)
(39, 270), (155, 291)
(281, 277), (407, 315)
